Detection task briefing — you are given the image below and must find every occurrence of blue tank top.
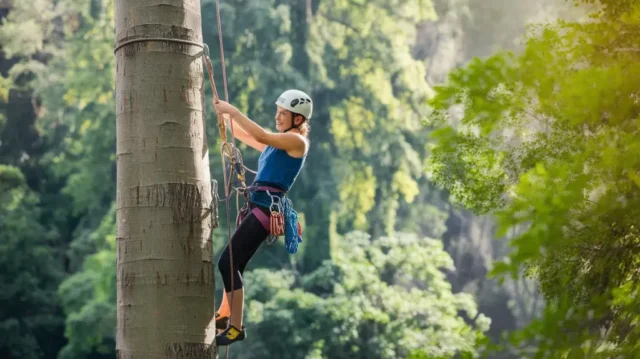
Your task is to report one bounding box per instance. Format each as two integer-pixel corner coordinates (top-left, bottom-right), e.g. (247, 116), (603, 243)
(253, 145), (306, 192)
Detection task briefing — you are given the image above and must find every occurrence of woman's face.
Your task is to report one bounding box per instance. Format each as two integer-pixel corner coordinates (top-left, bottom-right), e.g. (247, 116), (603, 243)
(275, 106), (293, 132)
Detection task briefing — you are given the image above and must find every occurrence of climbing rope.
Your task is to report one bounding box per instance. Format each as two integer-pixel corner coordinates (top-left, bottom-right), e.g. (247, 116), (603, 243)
(202, 0), (250, 356)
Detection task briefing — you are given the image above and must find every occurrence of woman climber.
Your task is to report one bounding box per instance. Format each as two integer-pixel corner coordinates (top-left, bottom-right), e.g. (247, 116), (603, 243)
(212, 89), (312, 346)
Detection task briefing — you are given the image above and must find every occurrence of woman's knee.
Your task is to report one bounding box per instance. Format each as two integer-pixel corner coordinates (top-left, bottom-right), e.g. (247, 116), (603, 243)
(217, 251), (243, 291)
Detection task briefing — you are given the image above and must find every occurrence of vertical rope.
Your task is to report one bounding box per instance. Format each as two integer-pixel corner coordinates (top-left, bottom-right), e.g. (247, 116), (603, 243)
(213, 1), (236, 358)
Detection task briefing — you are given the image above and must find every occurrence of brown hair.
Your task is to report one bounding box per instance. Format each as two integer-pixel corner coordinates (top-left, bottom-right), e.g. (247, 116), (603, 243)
(299, 120), (310, 137)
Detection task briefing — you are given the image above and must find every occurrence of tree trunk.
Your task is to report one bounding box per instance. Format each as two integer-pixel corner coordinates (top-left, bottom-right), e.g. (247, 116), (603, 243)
(114, 1), (217, 358)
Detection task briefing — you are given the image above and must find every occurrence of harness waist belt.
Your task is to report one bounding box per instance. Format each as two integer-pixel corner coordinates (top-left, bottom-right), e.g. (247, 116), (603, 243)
(250, 207), (302, 237)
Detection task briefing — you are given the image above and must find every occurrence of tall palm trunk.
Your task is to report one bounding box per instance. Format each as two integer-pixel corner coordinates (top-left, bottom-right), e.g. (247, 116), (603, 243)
(114, 0), (217, 357)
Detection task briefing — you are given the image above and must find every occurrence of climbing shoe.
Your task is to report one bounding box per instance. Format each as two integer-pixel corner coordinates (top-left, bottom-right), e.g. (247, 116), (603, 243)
(215, 312), (229, 330)
(215, 324), (246, 346)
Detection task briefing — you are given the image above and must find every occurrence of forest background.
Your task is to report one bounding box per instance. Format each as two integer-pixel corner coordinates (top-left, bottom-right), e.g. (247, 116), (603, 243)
(2, 0), (638, 358)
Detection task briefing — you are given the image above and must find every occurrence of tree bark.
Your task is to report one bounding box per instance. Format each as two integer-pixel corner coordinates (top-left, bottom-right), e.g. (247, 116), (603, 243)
(114, 0), (217, 358)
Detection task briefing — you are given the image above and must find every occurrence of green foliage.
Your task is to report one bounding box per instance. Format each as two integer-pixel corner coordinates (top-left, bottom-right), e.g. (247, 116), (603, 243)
(0, 1), (120, 357)
(233, 231), (489, 359)
(0, 0), (64, 90)
(36, 0), (115, 219)
(0, 2), (74, 357)
(57, 205), (116, 359)
(0, 165), (65, 359)
(41, 2), (119, 357)
(426, 1), (640, 356)
(310, 0), (439, 238)
(0, 0), (552, 357)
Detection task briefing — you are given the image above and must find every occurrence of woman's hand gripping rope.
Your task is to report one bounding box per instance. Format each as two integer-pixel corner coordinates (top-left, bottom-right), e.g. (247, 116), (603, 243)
(203, 45), (227, 143)
(203, 45), (249, 197)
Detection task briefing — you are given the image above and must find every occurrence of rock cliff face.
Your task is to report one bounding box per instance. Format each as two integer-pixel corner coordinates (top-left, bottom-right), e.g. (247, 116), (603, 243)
(412, 0), (575, 342)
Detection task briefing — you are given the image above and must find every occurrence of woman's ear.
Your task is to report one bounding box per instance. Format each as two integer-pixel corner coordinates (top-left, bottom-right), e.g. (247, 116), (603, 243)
(294, 114), (305, 126)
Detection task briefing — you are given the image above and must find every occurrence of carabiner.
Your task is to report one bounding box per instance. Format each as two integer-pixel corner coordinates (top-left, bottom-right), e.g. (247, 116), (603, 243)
(266, 190), (282, 212)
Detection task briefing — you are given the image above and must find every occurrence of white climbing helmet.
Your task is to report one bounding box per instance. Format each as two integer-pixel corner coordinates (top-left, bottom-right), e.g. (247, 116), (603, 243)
(275, 89), (313, 119)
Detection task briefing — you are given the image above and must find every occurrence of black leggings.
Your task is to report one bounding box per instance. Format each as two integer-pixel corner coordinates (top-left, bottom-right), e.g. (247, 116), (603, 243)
(217, 206), (269, 292)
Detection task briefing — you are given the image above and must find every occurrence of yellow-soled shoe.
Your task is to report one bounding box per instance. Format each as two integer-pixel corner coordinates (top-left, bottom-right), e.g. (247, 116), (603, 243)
(215, 324), (246, 346)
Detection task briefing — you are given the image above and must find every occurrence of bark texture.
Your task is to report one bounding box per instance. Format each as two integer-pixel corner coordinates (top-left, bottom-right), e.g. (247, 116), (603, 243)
(114, 0), (217, 357)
